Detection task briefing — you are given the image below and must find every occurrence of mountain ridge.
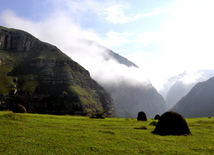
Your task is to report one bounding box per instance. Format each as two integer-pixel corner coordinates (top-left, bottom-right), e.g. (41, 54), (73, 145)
(171, 76), (214, 117)
(0, 26), (114, 116)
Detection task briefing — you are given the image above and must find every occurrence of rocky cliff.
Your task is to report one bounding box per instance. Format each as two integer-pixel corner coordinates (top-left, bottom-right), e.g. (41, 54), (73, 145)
(0, 26), (114, 116)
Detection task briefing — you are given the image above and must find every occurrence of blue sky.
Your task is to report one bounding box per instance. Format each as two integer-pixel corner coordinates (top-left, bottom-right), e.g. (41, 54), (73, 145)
(1, 0), (214, 92)
(0, 0), (176, 55)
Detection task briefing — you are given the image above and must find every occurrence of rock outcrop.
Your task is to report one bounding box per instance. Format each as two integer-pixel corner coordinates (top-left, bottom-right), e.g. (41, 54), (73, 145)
(0, 28), (34, 51)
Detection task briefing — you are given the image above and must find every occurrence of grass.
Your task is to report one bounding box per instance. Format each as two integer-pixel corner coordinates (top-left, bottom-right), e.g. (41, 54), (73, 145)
(0, 111), (214, 154)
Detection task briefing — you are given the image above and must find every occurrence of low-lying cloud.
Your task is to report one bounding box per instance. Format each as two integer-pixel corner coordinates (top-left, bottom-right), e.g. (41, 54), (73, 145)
(0, 9), (151, 89)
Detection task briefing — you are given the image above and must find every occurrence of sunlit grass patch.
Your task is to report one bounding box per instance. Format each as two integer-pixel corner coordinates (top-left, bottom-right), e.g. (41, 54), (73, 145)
(0, 111), (214, 154)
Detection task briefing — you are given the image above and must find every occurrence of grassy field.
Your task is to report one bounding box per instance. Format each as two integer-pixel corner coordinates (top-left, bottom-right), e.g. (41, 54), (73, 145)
(0, 111), (214, 154)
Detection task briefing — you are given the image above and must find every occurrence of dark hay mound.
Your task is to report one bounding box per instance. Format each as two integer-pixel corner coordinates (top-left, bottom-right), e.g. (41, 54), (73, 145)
(12, 104), (27, 113)
(154, 114), (160, 120)
(152, 111), (191, 135)
(137, 111), (147, 121)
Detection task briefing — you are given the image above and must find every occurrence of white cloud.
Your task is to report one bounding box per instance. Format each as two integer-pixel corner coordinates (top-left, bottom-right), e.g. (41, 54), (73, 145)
(104, 4), (170, 24)
(162, 0), (214, 71)
(103, 30), (133, 47)
(2, 0), (214, 93)
(0, 8), (150, 89)
(124, 0), (214, 90)
(178, 71), (203, 85)
(104, 5), (131, 24)
(136, 31), (166, 47)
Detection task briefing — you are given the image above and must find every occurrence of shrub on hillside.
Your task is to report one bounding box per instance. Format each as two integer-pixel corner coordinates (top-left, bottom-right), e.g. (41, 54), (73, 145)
(12, 104), (27, 113)
(90, 110), (106, 119)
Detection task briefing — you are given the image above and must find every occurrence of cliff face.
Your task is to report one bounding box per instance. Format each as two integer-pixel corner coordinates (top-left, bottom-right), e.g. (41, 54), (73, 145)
(0, 26), (114, 116)
(0, 28), (34, 51)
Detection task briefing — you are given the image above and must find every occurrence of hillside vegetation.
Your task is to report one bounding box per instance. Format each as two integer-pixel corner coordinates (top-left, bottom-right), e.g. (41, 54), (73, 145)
(0, 111), (214, 154)
(0, 26), (113, 116)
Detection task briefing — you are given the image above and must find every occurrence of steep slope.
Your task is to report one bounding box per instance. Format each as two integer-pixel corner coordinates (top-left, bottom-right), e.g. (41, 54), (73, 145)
(80, 39), (166, 118)
(103, 80), (167, 118)
(166, 81), (195, 109)
(171, 77), (214, 118)
(165, 70), (214, 109)
(83, 40), (138, 68)
(0, 26), (114, 116)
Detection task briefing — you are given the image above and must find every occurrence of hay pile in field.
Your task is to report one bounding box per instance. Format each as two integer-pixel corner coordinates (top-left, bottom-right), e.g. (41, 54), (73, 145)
(137, 111), (147, 121)
(154, 114), (160, 120)
(153, 111), (191, 135)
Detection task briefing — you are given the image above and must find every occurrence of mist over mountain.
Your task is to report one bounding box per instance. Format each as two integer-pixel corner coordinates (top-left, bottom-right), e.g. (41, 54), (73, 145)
(171, 76), (214, 118)
(0, 26), (168, 118)
(80, 40), (167, 118)
(163, 70), (214, 109)
(0, 26), (114, 116)
(83, 40), (139, 68)
(103, 80), (167, 118)
(165, 81), (195, 109)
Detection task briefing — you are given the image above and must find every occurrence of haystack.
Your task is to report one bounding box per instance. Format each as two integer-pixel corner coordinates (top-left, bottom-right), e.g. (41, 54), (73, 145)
(153, 111), (191, 135)
(137, 111), (147, 121)
(154, 114), (160, 120)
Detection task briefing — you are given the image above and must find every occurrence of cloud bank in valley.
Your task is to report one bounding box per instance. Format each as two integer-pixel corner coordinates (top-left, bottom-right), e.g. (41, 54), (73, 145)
(1, 0), (214, 93)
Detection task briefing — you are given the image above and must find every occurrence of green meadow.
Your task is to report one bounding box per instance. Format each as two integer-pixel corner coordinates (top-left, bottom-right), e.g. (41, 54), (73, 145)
(0, 111), (214, 154)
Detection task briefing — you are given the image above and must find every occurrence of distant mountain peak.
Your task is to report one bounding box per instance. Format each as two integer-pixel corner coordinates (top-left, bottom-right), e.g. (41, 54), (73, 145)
(82, 39), (139, 68)
(171, 76), (214, 118)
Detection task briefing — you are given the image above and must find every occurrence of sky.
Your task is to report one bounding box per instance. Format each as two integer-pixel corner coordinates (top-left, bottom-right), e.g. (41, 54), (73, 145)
(1, 0), (214, 94)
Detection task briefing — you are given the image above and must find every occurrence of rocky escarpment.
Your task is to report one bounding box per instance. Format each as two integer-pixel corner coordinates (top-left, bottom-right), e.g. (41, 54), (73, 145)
(0, 26), (114, 117)
(0, 28), (34, 51)
(29, 58), (89, 76)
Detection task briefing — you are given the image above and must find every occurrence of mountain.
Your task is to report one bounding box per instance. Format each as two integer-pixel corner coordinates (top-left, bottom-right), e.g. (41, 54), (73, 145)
(165, 81), (195, 109)
(0, 26), (114, 116)
(103, 80), (167, 118)
(83, 40), (138, 68)
(81, 41), (167, 118)
(165, 70), (214, 109)
(171, 77), (214, 118)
